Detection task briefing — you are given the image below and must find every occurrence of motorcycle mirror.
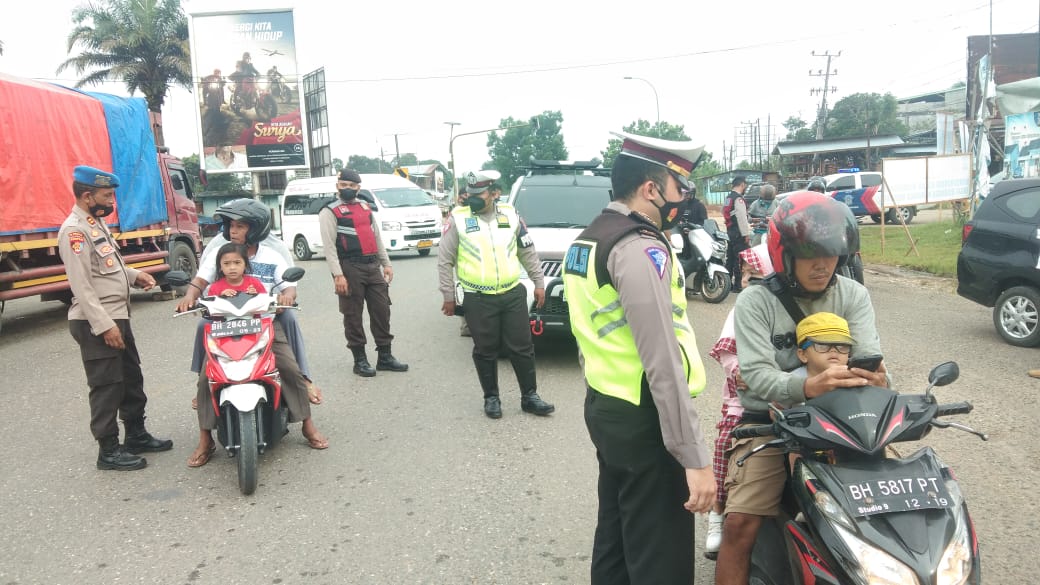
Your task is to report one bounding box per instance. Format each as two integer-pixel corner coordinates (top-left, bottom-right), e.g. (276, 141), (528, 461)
(281, 266), (306, 283)
(669, 233), (684, 251)
(927, 361), (960, 388)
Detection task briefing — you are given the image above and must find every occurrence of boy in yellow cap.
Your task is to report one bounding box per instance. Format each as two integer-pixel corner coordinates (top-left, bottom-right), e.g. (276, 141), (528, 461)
(793, 312), (855, 379)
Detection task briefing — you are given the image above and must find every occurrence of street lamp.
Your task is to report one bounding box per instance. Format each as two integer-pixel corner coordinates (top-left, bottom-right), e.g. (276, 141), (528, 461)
(624, 76), (660, 125)
(448, 122), (529, 200)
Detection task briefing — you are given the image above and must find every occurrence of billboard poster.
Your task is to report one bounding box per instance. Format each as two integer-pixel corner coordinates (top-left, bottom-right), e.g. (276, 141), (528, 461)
(1003, 113), (1040, 180)
(190, 9), (307, 173)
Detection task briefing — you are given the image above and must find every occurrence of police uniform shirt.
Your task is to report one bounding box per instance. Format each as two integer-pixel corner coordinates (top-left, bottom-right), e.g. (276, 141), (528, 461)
(579, 201), (711, 469)
(437, 203), (544, 301)
(57, 206), (140, 335)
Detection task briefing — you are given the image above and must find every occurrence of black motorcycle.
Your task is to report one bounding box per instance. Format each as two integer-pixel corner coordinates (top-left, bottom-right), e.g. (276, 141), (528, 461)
(733, 361), (984, 585)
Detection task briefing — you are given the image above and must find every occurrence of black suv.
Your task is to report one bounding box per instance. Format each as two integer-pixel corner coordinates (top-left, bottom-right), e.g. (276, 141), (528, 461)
(957, 178), (1040, 346)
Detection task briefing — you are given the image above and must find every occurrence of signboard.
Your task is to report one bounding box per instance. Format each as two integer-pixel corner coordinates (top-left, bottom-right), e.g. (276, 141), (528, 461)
(1003, 113), (1040, 180)
(881, 154), (971, 206)
(189, 9), (307, 173)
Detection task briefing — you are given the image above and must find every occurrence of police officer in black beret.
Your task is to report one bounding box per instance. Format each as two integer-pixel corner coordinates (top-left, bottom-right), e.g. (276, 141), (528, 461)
(58, 165), (173, 471)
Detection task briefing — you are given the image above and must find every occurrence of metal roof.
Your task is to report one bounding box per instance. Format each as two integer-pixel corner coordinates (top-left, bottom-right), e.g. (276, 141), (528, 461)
(773, 135), (904, 156)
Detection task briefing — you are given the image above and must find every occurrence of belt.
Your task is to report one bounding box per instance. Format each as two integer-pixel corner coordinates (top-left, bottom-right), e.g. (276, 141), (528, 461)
(345, 255), (378, 264)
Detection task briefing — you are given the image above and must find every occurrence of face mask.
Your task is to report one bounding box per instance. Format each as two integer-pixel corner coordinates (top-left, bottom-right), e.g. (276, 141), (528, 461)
(338, 188), (359, 201)
(651, 184), (684, 230)
(88, 197), (115, 218)
(466, 195), (487, 213)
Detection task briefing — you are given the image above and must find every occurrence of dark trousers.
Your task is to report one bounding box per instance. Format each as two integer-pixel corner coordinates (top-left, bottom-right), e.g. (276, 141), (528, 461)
(726, 229), (749, 288)
(196, 320), (310, 429)
(69, 319), (148, 440)
(463, 285), (536, 397)
(584, 388), (694, 585)
(337, 259), (393, 349)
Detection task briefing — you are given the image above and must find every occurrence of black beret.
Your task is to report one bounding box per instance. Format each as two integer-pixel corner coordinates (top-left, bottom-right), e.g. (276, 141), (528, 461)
(338, 168), (362, 183)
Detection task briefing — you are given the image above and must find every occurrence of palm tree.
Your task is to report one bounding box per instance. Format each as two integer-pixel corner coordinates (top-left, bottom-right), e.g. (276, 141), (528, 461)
(57, 0), (191, 145)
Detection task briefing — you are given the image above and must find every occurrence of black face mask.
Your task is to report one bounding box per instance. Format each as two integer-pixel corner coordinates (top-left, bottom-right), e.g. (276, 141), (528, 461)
(338, 188), (359, 201)
(652, 184), (685, 230)
(466, 195), (487, 213)
(88, 197), (115, 218)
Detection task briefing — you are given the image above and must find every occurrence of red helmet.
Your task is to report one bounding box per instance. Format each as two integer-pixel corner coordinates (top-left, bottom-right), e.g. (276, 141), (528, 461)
(767, 191), (859, 280)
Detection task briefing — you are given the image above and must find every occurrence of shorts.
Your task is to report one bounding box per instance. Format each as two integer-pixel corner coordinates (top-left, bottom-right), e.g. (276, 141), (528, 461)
(722, 426), (787, 517)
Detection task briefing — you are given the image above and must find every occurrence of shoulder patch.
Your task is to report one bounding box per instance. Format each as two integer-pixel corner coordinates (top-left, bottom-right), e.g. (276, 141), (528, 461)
(68, 231), (86, 255)
(644, 246), (669, 279)
(564, 243), (592, 277)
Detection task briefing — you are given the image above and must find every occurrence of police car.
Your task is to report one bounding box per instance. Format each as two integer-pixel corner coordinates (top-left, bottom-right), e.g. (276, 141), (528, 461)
(510, 160), (613, 337)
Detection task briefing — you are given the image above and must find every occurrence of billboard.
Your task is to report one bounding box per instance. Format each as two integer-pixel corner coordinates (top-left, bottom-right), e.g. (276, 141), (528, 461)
(1003, 113), (1040, 180)
(189, 9), (307, 173)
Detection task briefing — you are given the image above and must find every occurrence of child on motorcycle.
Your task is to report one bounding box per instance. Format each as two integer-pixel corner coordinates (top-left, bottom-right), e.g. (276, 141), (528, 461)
(208, 243), (265, 297)
(791, 312), (854, 379)
(704, 244), (773, 558)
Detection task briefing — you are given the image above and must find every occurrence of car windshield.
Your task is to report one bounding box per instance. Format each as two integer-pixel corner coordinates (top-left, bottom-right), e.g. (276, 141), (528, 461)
(371, 188), (435, 208)
(514, 184), (611, 228)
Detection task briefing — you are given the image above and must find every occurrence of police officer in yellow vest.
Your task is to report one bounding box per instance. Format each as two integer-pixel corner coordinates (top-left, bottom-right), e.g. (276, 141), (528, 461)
(563, 132), (716, 583)
(437, 170), (555, 419)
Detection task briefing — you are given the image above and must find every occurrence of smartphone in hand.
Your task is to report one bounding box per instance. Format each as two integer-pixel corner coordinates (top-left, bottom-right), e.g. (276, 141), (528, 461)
(848, 354), (883, 372)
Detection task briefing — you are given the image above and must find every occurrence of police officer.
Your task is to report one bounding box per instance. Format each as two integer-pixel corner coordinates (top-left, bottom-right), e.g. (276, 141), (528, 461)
(319, 168), (408, 377)
(724, 175), (751, 292)
(437, 170), (555, 419)
(562, 132), (715, 583)
(58, 165), (172, 471)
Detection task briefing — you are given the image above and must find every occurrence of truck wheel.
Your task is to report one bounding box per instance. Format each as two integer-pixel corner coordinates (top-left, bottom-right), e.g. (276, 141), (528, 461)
(870, 214), (882, 224)
(293, 236), (312, 261)
(994, 286), (1040, 347)
(885, 207), (915, 224)
(163, 241), (198, 294)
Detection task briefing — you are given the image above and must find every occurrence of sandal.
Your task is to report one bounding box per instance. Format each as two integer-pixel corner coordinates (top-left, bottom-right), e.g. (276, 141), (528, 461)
(306, 381), (323, 405)
(187, 445), (216, 468)
(191, 397), (198, 410)
(304, 430), (329, 450)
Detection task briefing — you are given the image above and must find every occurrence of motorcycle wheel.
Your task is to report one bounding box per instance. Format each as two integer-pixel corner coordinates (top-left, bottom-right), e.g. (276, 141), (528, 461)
(256, 94), (278, 122)
(701, 271), (732, 304)
(236, 409), (259, 495)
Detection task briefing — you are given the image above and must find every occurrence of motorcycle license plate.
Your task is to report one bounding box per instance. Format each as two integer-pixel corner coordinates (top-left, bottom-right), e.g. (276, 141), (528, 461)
(417, 239), (433, 249)
(210, 318), (262, 338)
(842, 464), (953, 516)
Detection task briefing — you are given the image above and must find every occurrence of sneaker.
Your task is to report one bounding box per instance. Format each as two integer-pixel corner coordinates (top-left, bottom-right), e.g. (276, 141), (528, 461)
(704, 510), (723, 559)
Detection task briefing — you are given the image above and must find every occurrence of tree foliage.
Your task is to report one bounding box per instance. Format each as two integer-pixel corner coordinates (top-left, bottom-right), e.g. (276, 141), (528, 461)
(782, 116), (817, 142)
(825, 92), (907, 138)
(57, 0), (191, 145)
(332, 158), (344, 171)
(346, 154), (387, 173)
(485, 110), (568, 188)
(600, 120), (691, 169)
(692, 150), (725, 179)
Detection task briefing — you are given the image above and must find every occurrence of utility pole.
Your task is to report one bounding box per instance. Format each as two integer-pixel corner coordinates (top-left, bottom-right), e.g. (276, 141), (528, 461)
(393, 134), (401, 168)
(809, 50), (840, 140)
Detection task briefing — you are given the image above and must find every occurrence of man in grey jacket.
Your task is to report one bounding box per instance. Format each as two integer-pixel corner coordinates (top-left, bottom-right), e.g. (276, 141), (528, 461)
(714, 191), (890, 585)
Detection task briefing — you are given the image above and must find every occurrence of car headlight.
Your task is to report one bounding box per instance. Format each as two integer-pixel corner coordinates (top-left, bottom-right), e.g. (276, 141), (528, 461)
(832, 523), (920, 585)
(382, 221), (402, 231)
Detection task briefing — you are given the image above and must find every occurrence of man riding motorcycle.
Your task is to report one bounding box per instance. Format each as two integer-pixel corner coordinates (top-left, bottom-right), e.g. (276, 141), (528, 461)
(714, 192), (889, 585)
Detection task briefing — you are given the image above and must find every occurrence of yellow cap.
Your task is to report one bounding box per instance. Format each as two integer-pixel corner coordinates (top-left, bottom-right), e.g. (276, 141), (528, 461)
(797, 312), (854, 346)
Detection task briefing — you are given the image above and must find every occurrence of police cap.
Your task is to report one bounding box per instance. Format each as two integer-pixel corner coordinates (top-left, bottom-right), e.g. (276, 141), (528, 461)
(466, 170), (502, 194)
(611, 131), (703, 189)
(73, 165), (120, 188)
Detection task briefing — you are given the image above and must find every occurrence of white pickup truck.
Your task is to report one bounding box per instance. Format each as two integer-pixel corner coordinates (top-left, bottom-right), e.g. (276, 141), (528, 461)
(822, 171), (916, 224)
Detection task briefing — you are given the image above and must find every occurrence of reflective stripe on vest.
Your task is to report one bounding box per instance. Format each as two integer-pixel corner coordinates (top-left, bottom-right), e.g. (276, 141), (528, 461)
(329, 200), (378, 257)
(452, 204), (523, 294)
(563, 235), (706, 405)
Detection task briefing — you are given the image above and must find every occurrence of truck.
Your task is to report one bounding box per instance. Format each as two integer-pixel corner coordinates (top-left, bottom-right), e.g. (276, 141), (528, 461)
(0, 72), (201, 331)
(819, 170), (917, 224)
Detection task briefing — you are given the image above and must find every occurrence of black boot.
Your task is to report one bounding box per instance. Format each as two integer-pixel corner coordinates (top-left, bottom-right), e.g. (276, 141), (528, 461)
(483, 396), (502, 419)
(351, 346), (376, 377)
(375, 345), (408, 372)
(97, 436), (147, 471)
(520, 390), (555, 416)
(123, 417), (173, 454)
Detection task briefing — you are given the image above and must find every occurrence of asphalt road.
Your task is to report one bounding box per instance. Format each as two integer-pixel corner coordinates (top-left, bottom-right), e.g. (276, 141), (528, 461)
(0, 254), (1034, 584)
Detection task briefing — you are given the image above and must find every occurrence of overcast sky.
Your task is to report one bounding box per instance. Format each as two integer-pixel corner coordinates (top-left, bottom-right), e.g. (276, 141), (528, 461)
(2, 0), (1038, 176)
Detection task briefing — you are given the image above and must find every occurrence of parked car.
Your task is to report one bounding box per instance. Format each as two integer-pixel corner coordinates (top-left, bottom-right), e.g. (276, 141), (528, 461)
(957, 178), (1040, 346)
(819, 171), (917, 224)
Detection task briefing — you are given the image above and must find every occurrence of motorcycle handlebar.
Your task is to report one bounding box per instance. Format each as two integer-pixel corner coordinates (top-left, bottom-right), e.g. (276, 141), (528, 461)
(935, 401), (973, 417)
(732, 424), (775, 439)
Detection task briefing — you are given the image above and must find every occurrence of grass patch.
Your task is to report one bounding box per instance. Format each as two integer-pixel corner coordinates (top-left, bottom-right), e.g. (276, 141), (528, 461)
(858, 220), (962, 277)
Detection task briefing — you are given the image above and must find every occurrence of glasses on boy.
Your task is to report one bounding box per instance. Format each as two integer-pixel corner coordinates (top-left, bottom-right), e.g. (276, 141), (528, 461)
(799, 341), (852, 354)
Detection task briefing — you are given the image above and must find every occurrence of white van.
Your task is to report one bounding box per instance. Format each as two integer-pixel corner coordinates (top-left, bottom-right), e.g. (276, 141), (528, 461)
(280, 173), (443, 260)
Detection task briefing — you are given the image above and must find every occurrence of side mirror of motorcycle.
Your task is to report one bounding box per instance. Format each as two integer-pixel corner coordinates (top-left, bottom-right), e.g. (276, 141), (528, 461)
(669, 233), (684, 251)
(281, 267), (306, 283)
(925, 361), (959, 400)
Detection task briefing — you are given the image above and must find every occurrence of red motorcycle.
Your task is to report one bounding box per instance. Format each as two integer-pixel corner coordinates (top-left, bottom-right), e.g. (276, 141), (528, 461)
(169, 267), (304, 495)
(230, 75), (278, 122)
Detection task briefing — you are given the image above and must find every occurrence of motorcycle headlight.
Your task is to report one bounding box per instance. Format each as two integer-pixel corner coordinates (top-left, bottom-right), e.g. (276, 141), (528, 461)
(381, 221), (402, 232)
(206, 336), (231, 360)
(936, 493), (972, 585)
(832, 523), (921, 585)
(243, 328), (271, 359)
